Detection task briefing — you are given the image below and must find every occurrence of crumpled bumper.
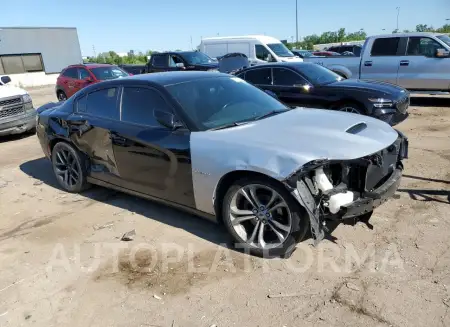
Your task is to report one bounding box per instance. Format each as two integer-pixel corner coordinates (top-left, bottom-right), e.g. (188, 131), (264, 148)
(0, 111), (37, 136)
(340, 167), (402, 219)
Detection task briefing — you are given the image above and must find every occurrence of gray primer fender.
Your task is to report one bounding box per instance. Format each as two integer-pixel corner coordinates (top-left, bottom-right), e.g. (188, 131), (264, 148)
(190, 131), (313, 215)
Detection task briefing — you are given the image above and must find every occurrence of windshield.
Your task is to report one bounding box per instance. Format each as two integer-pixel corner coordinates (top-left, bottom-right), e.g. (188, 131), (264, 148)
(299, 51), (313, 57)
(90, 66), (129, 80)
(267, 43), (294, 57)
(180, 52), (214, 65)
(299, 64), (342, 85)
(437, 35), (450, 47)
(166, 76), (288, 130)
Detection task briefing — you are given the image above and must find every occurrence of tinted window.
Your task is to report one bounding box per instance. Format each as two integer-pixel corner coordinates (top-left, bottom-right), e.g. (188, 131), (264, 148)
(297, 63), (341, 85)
(437, 35), (450, 47)
(63, 67), (78, 79)
(407, 37), (442, 57)
(152, 55), (168, 67)
(245, 68), (271, 85)
(180, 52), (213, 65)
(79, 68), (90, 79)
(371, 37), (400, 56)
(165, 76), (288, 131)
(272, 68), (305, 86)
(82, 88), (119, 119)
(255, 45), (271, 61)
(121, 87), (172, 126)
(90, 66), (128, 80)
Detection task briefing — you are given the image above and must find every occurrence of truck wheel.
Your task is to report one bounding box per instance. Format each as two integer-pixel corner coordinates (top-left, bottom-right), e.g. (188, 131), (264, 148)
(222, 176), (309, 258)
(57, 91), (67, 102)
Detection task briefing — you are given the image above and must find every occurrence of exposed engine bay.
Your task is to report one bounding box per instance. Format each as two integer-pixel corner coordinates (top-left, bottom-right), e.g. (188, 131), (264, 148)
(286, 132), (409, 244)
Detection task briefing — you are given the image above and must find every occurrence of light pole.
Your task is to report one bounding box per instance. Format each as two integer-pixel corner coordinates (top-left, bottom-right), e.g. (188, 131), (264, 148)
(396, 7), (400, 31)
(295, 0), (299, 43)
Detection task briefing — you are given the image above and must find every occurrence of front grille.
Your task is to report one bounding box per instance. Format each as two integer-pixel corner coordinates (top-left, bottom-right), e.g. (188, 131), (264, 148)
(395, 96), (409, 113)
(0, 97), (22, 107)
(0, 105), (25, 119)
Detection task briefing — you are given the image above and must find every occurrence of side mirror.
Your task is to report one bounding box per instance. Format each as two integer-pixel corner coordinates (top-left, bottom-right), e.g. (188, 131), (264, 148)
(1, 75), (12, 84)
(85, 77), (93, 83)
(264, 90), (278, 99)
(436, 48), (450, 58)
(154, 110), (184, 130)
(175, 63), (185, 68)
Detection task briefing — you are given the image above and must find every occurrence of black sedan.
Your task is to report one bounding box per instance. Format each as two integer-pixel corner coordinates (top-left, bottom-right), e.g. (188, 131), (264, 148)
(35, 72), (408, 257)
(234, 62), (410, 126)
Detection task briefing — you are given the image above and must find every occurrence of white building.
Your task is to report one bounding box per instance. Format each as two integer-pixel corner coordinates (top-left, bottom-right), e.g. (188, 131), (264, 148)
(0, 27), (82, 87)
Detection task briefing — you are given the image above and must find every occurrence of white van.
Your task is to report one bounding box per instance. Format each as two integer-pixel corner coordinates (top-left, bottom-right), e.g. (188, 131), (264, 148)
(198, 35), (303, 65)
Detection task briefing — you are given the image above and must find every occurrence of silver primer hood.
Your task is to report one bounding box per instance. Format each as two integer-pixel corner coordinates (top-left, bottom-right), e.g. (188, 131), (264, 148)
(190, 108), (399, 214)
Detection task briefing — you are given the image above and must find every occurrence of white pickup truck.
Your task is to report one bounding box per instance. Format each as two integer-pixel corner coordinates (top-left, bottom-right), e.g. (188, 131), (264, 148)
(304, 32), (450, 92)
(0, 75), (36, 136)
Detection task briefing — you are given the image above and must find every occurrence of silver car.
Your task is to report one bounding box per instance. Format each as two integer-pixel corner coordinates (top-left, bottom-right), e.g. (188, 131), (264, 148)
(36, 72), (408, 257)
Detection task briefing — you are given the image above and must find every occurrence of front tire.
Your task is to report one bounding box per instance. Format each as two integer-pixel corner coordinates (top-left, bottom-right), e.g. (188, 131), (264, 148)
(222, 177), (309, 257)
(52, 142), (90, 193)
(336, 103), (364, 115)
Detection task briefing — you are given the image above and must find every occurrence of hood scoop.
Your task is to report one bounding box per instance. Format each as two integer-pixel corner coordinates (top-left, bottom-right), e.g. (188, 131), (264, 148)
(346, 122), (367, 134)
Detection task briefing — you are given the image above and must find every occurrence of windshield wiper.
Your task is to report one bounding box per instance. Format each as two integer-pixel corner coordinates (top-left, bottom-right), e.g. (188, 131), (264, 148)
(208, 121), (250, 131)
(253, 110), (287, 121)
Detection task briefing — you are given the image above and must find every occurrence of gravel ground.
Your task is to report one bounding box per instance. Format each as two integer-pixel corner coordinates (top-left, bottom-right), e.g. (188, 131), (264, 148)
(0, 86), (449, 327)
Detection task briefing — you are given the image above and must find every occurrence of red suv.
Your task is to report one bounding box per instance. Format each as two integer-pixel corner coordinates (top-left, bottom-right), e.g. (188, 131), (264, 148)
(55, 64), (130, 101)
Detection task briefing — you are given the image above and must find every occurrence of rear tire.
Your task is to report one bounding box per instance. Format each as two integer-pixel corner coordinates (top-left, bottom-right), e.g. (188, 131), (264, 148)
(57, 91), (67, 102)
(222, 176), (309, 258)
(52, 142), (90, 193)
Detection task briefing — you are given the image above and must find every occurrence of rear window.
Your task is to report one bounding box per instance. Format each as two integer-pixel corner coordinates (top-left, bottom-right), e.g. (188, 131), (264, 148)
(371, 37), (400, 56)
(90, 66), (128, 80)
(62, 67), (78, 79)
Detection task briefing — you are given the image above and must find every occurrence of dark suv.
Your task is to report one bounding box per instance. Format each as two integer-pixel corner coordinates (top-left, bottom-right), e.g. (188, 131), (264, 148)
(145, 51), (218, 73)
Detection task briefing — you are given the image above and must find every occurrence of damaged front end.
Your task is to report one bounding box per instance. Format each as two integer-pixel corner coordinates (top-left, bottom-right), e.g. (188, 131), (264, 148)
(284, 131), (409, 244)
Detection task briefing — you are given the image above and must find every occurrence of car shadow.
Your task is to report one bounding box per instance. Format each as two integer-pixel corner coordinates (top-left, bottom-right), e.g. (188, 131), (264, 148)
(0, 131), (35, 144)
(399, 174), (450, 204)
(20, 157), (233, 249)
(410, 96), (450, 108)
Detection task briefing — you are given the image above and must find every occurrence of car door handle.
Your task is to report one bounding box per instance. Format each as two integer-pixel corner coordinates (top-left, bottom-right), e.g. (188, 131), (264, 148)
(400, 60), (409, 66)
(364, 61), (373, 67)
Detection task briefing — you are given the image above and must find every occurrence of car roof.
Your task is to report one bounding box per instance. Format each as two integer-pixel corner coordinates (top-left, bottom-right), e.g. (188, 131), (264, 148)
(67, 63), (116, 69)
(239, 62), (317, 72)
(201, 35), (281, 44)
(89, 71), (230, 88)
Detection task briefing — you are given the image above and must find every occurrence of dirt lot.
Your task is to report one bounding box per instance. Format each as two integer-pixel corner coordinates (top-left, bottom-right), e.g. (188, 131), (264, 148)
(0, 86), (449, 327)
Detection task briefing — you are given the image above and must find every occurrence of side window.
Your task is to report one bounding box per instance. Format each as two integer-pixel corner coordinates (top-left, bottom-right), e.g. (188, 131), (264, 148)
(62, 67), (78, 79)
(236, 72), (246, 80)
(371, 37), (400, 56)
(255, 45), (271, 61)
(272, 68), (305, 86)
(79, 68), (90, 80)
(152, 55), (168, 67)
(84, 88), (119, 120)
(245, 68), (272, 85)
(121, 87), (173, 127)
(407, 37), (442, 57)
